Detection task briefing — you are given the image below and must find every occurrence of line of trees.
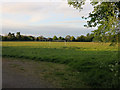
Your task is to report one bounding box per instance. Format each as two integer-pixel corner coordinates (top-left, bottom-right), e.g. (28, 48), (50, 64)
(1, 32), (118, 42)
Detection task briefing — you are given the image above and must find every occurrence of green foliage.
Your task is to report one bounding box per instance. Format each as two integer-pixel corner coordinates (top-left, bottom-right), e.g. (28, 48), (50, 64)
(2, 32), (35, 41)
(16, 32), (21, 40)
(37, 36), (45, 40)
(68, 1), (120, 42)
(65, 35), (71, 41)
(87, 2), (120, 39)
(7, 32), (16, 41)
(92, 36), (102, 42)
(68, 0), (86, 10)
(1, 32), (119, 42)
(70, 36), (75, 41)
(2, 42), (119, 88)
(47, 37), (53, 41)
(53, 36), (58, 40)
(58, 36), (64, 40)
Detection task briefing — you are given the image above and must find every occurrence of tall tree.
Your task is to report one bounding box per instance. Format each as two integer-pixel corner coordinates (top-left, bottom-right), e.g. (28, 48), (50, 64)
(68, 0), (120, 42)
(58, 36), (64, 40)
(53, 35), (58, 40)
(65, 35), (71, 41)
(16, 32), (21, 41)
(70, 36), (75, 41)
(7, 32), (16, 41)
(38, 36), (44, 40)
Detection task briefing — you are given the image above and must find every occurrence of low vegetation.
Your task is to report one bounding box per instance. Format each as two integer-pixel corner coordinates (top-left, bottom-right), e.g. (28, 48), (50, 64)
(2, 42), (119, 88)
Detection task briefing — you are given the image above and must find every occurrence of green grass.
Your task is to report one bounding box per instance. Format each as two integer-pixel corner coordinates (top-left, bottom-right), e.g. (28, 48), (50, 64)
(2, 42), (119, 88)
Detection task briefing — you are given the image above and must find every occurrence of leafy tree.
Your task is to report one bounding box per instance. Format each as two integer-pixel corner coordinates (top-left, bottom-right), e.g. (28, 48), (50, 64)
(92, 36), (102, 42)
(86, 2), (120, 41)
(76, 36), (80, 42)
(58, 36), (62, 40)
(36, 37), (39, 41)
(7, 32), (16, 41)
(58, 36), (64, 40)
(8, 32), (12, 37)
(68, 0), (85, 10)
(68, 0), (120, 42)
(0, 35), (2, 41)
(70, 36), (75, 41)
(87, 33), (90, 37)
(38, 36), (44, 40)
(11, 33), (16, 41)
(65, 35), (71, 41)
(80, 35), (85, 42)
(47, 37), (53, 41)
(16, 32), (21, 41)
(53, 35), (58, 40)
(28, 36), (35, 41)
(2, 36), (8, 41)
(1, 32), (109, 42)
(85, 33), (94, 42)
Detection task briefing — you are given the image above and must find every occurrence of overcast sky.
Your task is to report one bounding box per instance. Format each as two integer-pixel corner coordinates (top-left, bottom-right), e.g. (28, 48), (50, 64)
(1, 0), (95, 37)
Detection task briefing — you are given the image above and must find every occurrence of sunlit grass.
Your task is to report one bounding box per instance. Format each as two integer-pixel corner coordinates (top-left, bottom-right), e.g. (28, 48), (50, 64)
(2, 42), (119, 88)
(2, 42), (118, 51)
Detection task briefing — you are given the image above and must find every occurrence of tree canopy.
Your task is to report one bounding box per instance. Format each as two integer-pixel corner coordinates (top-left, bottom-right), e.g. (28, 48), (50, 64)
(68, 0), (120, 42)
(1, 32), (118, 42)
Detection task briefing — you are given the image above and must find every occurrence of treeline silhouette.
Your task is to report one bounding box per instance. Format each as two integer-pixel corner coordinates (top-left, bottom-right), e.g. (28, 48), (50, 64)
(1, 32), (118, 42)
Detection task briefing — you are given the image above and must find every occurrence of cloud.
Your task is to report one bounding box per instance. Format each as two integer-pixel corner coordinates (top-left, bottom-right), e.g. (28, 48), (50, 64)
(2, 1), (93, 24)
(2, 1), (95, 36)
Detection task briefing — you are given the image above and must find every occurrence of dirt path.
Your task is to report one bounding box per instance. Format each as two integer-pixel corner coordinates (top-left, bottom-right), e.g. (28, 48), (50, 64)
(2, 58), (54, 88)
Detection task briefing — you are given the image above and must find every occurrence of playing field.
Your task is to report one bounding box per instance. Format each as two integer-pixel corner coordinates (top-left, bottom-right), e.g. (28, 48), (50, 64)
(2, 42), (119, 88)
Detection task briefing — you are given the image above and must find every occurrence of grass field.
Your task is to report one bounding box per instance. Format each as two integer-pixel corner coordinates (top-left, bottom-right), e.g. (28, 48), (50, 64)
(2, 42), (119, 88)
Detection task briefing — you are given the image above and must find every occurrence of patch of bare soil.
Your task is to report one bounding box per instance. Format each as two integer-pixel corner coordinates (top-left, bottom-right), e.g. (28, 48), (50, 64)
(2, 58), (55, 88)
